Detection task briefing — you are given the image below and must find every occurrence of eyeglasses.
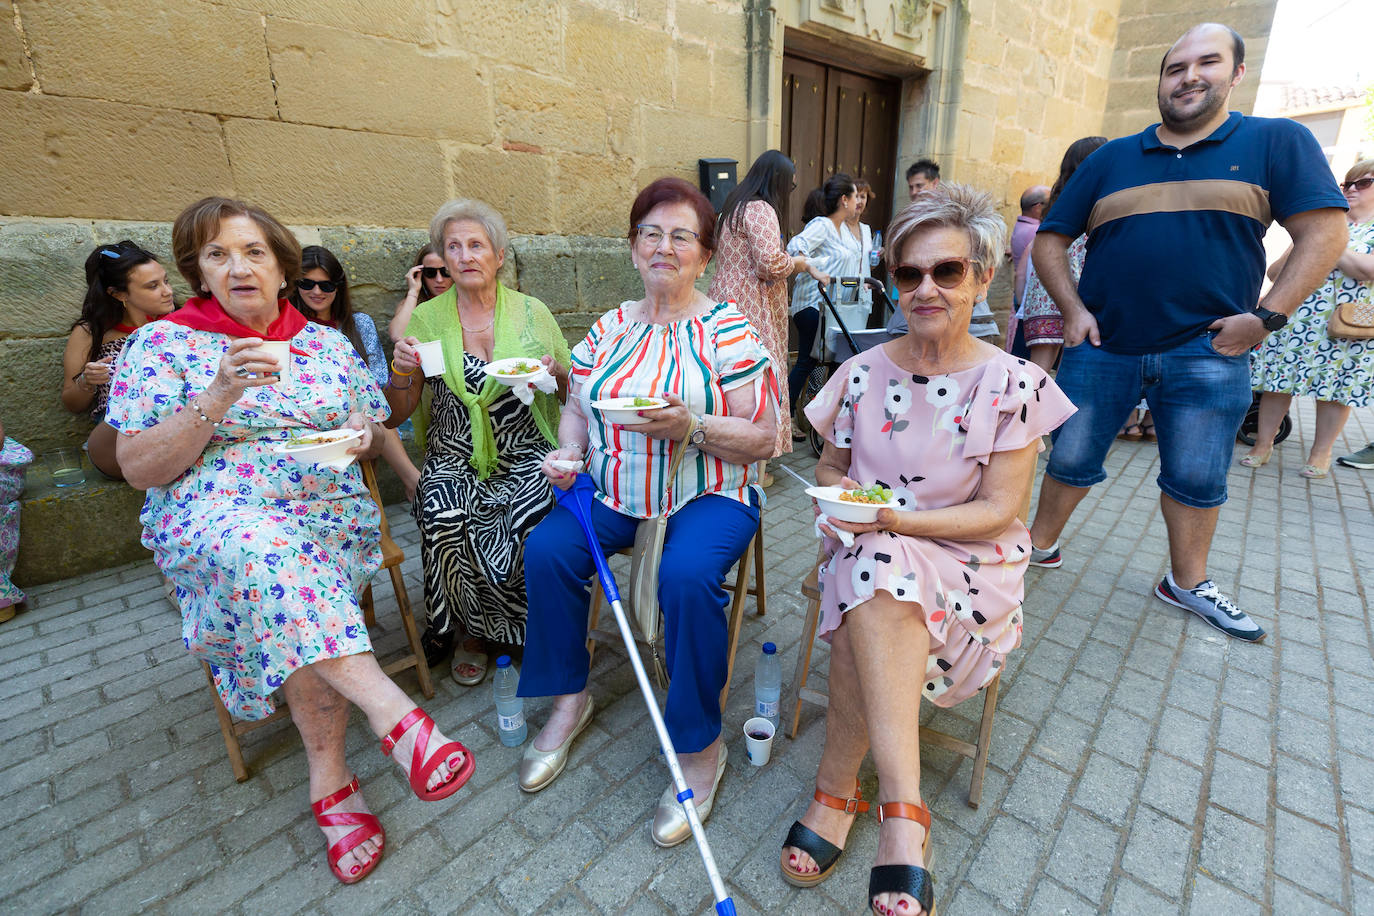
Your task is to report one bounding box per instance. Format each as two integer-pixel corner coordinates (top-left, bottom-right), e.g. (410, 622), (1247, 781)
(296, 278), (338, 293)
(636, 225), (700, 249)
(892, 258), (971, 292)
(1341, 176), (1374, 193)
(421, 266), (451, 279)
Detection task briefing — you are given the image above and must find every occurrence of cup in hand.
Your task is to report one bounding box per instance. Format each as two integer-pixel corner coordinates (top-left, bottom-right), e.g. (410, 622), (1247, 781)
(259, 341), (290, 384)
(743, 716), (776, 766)
(415, 340), (446, 378)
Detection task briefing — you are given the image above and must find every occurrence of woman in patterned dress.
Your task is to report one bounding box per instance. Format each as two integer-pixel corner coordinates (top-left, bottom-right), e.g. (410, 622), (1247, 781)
(1243, 158), (1374, 477)
(108, 197), (474, 886)
(0, 417), (32, 624)
(516, 178), (778, 849)
(61, 241), (177, 478)
(708, 150), (830, 464)
(781, 185), (1075, 916)
(291, 245), (421, 500)
(386, 199), (570, 685)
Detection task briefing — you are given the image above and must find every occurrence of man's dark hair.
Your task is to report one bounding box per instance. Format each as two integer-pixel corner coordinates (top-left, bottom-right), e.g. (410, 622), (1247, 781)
(906, 159), (940, 182)
(1019, 187), (1048, 213)
(1159, 24), (1245, 75)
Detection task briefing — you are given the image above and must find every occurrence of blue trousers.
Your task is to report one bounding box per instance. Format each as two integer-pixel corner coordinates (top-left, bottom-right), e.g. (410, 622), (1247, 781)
(518, 492), (760, 753)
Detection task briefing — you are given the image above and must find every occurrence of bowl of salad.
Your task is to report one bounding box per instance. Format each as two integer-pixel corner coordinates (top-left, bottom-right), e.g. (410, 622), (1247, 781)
(277, 427), (365, 470)
(805, 483), (899, 523)
(484, 357), (546, 384)
(590, 396), (669, 426)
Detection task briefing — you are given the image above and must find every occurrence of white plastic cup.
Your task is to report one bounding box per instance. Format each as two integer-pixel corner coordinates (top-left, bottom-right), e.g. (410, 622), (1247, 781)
(744, 716), (776, 766)
(259, 341), (290, 384)
(415, 340), (446, 378)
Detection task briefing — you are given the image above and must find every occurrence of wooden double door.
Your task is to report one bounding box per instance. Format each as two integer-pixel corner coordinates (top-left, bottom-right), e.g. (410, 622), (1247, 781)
(780, 54), (901, 238)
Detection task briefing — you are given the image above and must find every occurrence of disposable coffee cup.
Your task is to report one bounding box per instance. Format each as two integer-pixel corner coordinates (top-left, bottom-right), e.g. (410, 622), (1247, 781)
(415, 340), (446, 378)
(259, 341), (290, 384)
(743, 716), (776, 767)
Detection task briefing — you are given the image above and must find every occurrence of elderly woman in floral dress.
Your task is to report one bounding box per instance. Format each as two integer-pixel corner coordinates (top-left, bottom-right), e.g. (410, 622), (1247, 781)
(108, 197), (473, 886)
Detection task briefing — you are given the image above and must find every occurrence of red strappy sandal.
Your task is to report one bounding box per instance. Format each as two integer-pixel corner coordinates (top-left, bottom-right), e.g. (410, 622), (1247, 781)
(310, 776), (384, 885)
(381, 707), (475, 802)
(869, 800), (936, 916)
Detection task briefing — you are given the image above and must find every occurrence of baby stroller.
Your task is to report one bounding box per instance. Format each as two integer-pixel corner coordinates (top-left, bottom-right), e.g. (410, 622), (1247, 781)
(793, 277), (900, 457)
(1236, 392), (1292, 447)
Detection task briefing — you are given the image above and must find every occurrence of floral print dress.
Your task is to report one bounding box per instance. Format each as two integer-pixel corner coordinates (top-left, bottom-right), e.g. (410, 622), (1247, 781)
(105, 321), (389, 720)
(804, 344), (1075, 707)
(1250, 219), (1374, 407)
(0, 437), (33, 610)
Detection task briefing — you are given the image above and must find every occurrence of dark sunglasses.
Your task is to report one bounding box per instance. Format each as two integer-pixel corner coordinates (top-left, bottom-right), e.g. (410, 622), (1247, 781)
(296, 278), (338, 293)
(421, 266), (451, 279)
(892, 258), (971, 292)
(1342, 176), (1374, 193)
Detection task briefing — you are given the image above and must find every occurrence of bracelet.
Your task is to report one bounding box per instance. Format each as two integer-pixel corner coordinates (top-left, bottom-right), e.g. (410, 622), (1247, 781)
(189, 397), (223, 427)
(390, 359), (416, 377)
(388, 376), (414, 390)
(559, 442), (585, 454)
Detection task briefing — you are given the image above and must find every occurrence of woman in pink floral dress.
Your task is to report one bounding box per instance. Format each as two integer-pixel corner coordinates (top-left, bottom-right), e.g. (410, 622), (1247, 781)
(107, 197), (475, 886)
(780, 185), (1076, 916)
(709, 150), (830, 461)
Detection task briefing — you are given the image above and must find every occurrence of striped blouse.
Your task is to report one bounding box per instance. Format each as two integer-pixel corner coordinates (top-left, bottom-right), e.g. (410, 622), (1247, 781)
(572, 300), (777, 519)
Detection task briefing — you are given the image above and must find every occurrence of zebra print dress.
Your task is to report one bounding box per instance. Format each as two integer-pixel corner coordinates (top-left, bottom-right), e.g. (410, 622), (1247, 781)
(413, 352), (554, 645)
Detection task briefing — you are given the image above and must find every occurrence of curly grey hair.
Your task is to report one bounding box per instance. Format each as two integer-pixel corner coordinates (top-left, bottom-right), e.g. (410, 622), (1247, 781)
(429, 198), (509, 255)
(885, 182), (1007, 276)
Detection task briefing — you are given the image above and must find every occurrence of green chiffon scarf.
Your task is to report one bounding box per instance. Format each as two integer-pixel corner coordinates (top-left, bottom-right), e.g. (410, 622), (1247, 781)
(405, 283), (570, 479)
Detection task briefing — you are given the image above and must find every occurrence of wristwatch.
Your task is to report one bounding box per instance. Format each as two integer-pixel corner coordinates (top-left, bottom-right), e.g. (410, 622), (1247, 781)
(688, 413), (707, 447)
(1253, 306), (1288, 332)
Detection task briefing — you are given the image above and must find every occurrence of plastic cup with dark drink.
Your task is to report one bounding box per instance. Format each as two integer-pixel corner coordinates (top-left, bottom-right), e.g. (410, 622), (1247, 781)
(743, 716), (776, 766)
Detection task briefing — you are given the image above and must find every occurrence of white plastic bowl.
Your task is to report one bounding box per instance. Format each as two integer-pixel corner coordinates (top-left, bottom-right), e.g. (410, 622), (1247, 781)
(278, 427), (364, 471)
(806, 485), (900, 523)
(590, 396), (669, 426)
(484, 357), (546, 385)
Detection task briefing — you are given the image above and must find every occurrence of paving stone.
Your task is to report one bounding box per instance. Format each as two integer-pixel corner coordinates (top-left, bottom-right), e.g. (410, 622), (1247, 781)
(1216, 705), (1273, 767)
(1095, 707), (1152, 768)
(1153, 707), (1211, 767)
(1026, 877), (1098, 915)
(1140, 752), (1202, 824)
(965, 815), (1048, 909)
(1001, 755), (1072, 831)
(1199, 807), (1267, 897)
(1071, 753), (1138, 826)
(1207, 751), (1270, 825)
(1271, 876), (1346, 915)
(1107, 876), (1173, 914)
(1186, 873), (1263, 915)
(1121, 805), (1193, 898)
(1342, 802), (1374, 882)
(498, 821), (607, 912)
(1044, 809), (1121, 902)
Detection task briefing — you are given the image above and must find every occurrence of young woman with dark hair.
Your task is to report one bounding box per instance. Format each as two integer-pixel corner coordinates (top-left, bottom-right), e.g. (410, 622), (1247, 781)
(61, 240), (177, 478)
(708, 150), (829, 472)
(291, 245), (421, 499)
(388, 242), (454, 342)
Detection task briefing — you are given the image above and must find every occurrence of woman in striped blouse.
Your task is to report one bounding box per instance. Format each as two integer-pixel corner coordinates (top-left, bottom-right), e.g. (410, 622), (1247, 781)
(516, 178), (778, 848)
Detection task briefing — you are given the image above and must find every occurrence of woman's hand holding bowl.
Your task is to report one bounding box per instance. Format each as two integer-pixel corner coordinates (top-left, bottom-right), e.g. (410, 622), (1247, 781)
(623, 391), (691, 441)
(392, 336), (422, 374)
(541, 445), (584, 490)
(342, 412), (377, 459)
(816, 475), (902, 537)
(540, 354), (568, 386)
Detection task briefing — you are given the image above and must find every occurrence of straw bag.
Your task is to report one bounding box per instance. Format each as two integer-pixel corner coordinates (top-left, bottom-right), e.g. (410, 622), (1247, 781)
(1328, 296), (1374, 340)
(626, 422), (693, 687)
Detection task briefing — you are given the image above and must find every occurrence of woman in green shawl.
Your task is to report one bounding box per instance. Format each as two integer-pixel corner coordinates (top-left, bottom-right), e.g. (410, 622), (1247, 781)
(386, 199), (570, 686)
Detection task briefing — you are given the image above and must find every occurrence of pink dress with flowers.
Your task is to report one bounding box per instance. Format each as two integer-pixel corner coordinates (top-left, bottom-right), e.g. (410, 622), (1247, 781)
(105, 321), (389, 720)
(803, 344), (1075, 707)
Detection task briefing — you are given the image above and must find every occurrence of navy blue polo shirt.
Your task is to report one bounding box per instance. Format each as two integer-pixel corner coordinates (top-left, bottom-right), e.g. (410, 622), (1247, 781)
(1039, 111), (1347, 354)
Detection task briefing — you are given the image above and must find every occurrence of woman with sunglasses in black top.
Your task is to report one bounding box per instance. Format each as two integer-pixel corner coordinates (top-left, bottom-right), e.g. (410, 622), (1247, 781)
(61, 240), (177, 478)
(291, 245), (421, 499)
(388, 243), (454, 342)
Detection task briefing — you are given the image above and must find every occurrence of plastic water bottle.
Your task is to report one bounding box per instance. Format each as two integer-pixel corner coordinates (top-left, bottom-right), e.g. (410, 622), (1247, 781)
(493, 655), (527, 747)
(869, 230), (882, 268)
(754, 642), (781, 731)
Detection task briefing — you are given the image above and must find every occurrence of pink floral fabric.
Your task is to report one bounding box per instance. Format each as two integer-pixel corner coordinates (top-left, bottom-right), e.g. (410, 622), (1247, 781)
(0, 437), (33, 610)
(105, 321), (389, 720)
(804, 344), (1075, 707)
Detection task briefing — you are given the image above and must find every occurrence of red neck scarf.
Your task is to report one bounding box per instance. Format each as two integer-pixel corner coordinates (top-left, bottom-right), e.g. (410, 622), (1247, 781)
(163, 297), (310, 356)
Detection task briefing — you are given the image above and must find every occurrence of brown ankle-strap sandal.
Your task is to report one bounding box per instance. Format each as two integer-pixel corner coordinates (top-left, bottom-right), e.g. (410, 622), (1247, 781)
(869, 800), (935, 915)
(780, 784), (871, 887)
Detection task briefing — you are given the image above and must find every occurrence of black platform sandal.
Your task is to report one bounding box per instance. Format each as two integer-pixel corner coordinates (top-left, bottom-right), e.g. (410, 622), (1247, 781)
(779, 783), (870, 887)
(868, 800), (935, 915)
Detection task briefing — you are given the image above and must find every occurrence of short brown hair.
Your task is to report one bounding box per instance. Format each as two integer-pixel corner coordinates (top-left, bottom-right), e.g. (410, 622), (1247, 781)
(1345, 158), (1374, 184)
(628, 177), (717, 254)
(172, 197), (302, 294)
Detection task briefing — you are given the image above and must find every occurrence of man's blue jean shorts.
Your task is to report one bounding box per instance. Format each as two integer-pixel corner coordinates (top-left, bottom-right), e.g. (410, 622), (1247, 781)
(1046, 331), (1252, 509)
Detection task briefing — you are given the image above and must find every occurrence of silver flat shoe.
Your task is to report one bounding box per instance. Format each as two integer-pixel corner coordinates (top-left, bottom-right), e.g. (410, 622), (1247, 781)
(651, 744), (728, 848)
(519, 695), (594, 793)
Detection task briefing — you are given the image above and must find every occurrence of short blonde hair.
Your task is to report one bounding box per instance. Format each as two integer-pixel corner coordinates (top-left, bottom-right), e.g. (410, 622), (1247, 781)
(429, 199), (508, 254)
(885, 183), (1006, 276)
(1345, 158), (1374, 184)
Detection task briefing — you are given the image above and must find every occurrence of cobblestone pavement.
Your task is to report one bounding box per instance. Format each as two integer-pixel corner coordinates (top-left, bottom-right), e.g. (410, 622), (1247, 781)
(3, 399), (1372, 915)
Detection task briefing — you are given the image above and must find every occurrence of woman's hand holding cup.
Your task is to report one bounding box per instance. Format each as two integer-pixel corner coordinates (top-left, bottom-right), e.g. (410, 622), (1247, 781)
(392, 336), (422, 375)
(213, 337), (286, 396)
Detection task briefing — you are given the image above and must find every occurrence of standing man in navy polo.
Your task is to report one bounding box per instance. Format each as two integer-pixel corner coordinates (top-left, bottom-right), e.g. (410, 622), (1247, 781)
(1025, 23), (1348, 642)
